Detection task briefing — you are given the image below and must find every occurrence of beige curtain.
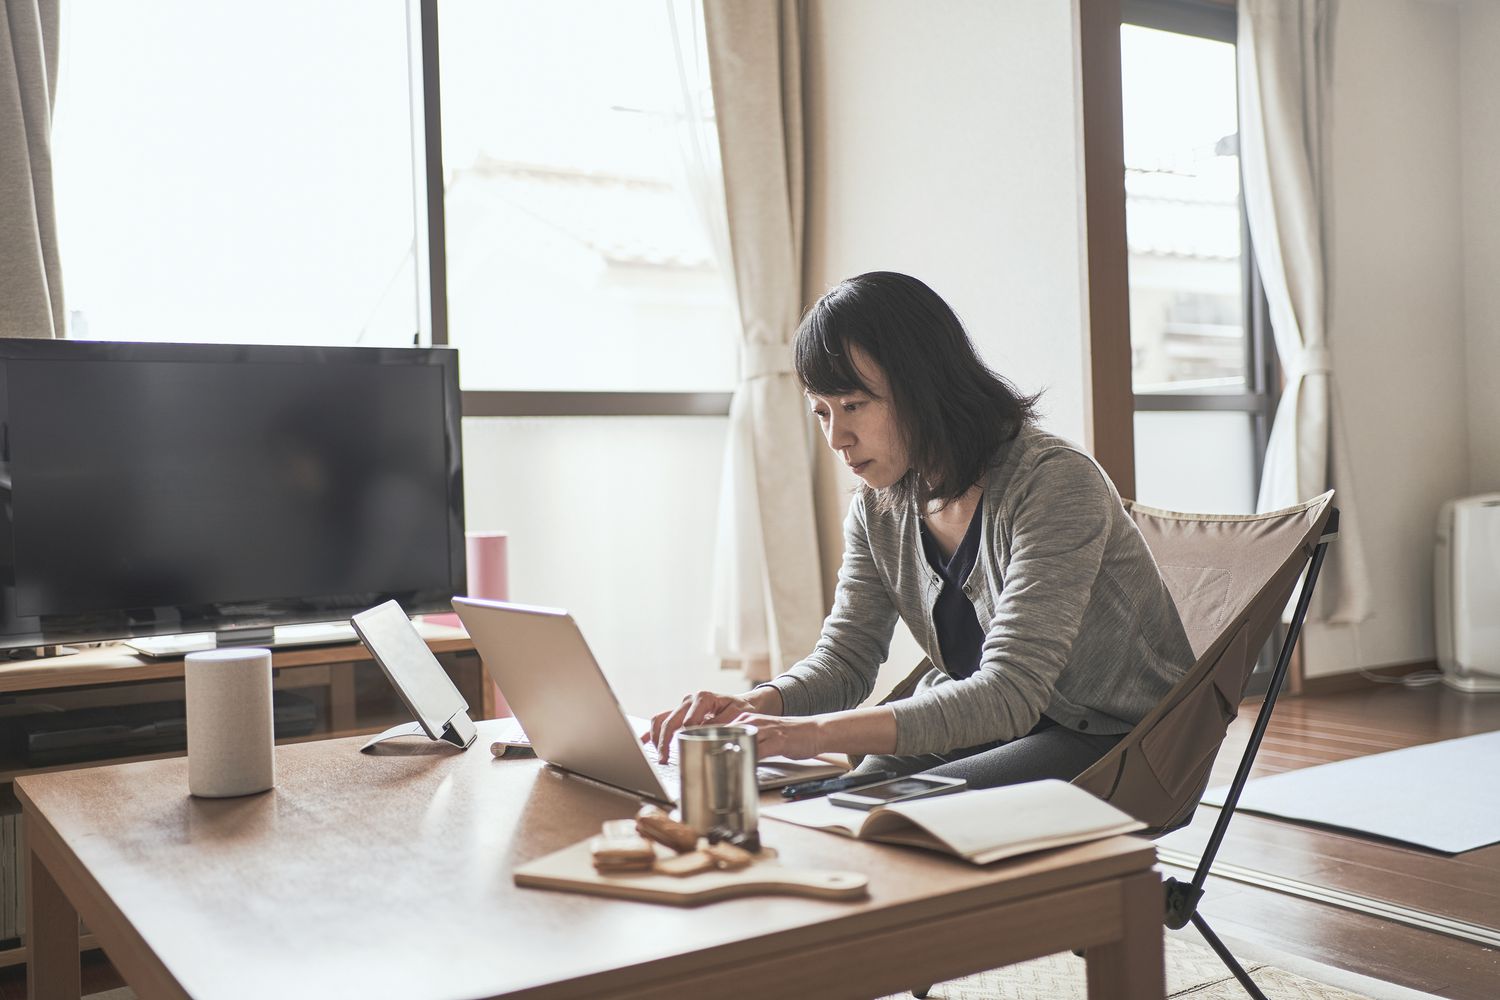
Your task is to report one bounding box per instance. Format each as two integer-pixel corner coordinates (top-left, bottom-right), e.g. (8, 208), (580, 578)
(704, 0), (824, 680)
(1239, 0), (1369, 623)
(1, 0), (63, 339)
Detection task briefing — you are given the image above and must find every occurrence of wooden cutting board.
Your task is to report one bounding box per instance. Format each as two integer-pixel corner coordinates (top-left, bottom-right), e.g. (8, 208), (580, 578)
(514, 839), (869, 906)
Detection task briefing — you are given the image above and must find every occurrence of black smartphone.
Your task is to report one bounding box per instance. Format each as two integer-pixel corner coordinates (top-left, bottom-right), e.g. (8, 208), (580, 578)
(828, 774), (967, 810)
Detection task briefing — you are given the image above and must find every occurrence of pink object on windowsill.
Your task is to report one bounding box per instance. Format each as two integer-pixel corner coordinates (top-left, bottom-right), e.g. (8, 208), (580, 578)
(425, 531), (512, 716)
(466, 531), (510, 603)
(427, 531), (510, 628)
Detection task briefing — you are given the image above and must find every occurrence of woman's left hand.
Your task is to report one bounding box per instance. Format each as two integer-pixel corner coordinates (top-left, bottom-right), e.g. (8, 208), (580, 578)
(731, 713), (822, 760)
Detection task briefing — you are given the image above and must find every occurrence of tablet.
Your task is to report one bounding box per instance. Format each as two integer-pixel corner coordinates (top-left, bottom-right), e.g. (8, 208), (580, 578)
(351, 600), (476, 750)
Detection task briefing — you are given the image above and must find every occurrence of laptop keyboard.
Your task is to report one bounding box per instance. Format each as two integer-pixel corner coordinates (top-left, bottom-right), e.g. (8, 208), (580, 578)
(643, 743), (778, 793)
(648, 751), (682, 790)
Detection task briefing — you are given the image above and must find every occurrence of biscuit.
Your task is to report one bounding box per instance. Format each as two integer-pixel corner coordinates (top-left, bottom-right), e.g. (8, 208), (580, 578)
(653, 850), (715, 877)
(590, 831), (655, 872)
(635, 805), (700, 854)
(704, 841), (753, 871)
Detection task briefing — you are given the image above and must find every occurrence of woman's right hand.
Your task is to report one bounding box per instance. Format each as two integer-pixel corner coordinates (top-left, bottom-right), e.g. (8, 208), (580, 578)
(644, 688), (781, 762)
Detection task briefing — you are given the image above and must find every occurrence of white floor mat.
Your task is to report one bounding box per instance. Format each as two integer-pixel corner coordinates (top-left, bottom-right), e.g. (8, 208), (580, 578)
(1203, 729), (1500, 853)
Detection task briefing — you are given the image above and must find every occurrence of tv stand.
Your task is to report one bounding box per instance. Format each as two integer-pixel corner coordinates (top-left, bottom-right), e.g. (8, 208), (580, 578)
(125, 621), (360, 659)
(0, 644), (79, 661)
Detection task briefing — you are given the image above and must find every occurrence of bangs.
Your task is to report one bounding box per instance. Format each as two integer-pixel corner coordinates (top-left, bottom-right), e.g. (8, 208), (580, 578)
(793, 303), (877, 398)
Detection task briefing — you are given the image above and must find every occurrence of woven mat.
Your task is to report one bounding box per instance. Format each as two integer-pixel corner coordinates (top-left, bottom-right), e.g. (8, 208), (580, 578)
(875, 934), (1438, 1000)
(86, 934), (1437, 1000)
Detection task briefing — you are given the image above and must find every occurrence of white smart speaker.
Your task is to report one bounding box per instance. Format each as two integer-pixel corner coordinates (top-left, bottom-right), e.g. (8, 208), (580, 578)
(185, 647), (277, 796)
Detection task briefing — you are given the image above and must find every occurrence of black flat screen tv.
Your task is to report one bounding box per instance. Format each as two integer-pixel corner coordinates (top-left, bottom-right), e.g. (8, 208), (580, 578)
(0, 339), (465, 653)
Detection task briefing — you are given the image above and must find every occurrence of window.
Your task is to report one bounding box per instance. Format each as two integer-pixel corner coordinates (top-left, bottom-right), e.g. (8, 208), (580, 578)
(52, 2), (420, 349)
(53, 1), (735, 416)
(1122, 1), (1278, 514)
(430, 0), (739, 411)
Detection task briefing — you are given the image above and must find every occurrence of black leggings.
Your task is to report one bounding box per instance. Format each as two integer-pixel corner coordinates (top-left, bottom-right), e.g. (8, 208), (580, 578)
(849, 715), (1123, 790)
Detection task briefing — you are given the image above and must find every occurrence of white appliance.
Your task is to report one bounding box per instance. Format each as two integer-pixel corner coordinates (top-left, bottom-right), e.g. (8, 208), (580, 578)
(1435, 493), (1500, 692)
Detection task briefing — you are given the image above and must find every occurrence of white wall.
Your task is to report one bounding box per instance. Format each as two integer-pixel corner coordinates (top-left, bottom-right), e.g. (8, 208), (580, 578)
(801, 0), (1089, 691)
(1460, 0), (1500, 493)
(1301, 0), (1473, 677)
(461, 417), (730, 717)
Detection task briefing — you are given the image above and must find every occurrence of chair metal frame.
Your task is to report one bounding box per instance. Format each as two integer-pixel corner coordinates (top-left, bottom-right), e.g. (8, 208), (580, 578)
(1161, 507), (1337, 1000)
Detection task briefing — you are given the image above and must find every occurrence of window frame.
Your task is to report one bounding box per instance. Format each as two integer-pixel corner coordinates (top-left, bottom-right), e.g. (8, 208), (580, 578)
(414, 0), (734, 418)
(1122, 0), (1283, 687)
(1122, 0), (1280, 502)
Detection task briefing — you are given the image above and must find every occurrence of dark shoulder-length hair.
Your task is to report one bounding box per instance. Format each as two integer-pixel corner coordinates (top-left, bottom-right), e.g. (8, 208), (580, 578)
(794, 271), (1041, 514)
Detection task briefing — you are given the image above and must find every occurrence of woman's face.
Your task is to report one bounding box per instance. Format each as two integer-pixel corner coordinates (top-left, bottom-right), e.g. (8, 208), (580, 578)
(806, 346), (911, 489)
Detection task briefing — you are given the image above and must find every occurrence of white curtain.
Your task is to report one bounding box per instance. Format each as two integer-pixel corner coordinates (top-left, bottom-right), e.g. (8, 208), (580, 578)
(0, 0), (63, 339)
(1239, 0), (1370, 623)
(703, 0), (824, 681)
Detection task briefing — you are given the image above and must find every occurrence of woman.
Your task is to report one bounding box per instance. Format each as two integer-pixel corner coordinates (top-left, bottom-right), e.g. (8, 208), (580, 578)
(649, 271), (1194, 789)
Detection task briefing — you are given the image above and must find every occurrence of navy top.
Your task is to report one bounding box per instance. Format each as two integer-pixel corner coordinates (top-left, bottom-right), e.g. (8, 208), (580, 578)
(918, 503), (986, 680)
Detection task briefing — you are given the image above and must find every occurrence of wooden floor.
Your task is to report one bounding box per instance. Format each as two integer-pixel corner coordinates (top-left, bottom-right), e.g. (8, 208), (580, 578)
(1160, 680), (1500, 1000)
(3, 681), (1497, 999)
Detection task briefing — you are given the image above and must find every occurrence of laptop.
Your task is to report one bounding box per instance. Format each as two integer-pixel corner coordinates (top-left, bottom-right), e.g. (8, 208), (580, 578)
(451, 596), (844, 804)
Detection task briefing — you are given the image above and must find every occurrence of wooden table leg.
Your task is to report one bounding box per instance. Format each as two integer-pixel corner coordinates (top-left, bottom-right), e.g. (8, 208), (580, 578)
(25, 814), (81, 1000)
(1085, 870), (1164, 1000)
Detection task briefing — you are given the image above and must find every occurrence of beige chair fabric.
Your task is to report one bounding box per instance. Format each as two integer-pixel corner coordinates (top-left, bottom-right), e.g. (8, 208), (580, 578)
(1072, 490), (1336, 835)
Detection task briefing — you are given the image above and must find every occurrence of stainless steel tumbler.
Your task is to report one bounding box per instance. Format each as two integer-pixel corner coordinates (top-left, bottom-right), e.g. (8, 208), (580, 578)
(677, 724), (759, 849)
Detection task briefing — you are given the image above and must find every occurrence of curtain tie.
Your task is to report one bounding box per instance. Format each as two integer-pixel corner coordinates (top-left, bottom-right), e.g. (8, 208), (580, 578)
(742, 342), (795, 381)
(1291, 347), (1333, 379)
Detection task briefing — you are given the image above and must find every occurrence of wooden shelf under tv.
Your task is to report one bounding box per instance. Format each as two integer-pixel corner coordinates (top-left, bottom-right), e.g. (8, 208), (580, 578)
(0, 933), (98, 971)
(0, 620), (478, 694)
(0, 622), (489, 972)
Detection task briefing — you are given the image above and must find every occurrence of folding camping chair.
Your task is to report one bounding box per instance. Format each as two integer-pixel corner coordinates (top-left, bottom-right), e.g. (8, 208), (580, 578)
(910, 490), (1338, 1000)
(1070, 490), (1336, 999)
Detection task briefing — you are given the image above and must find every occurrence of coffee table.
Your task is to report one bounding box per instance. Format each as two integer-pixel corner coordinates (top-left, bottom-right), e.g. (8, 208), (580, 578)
(18, 721), (1162, 999)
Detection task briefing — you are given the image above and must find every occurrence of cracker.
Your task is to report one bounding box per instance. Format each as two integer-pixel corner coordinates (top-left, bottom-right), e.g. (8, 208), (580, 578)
(590, 831), (655, 871)
(704, 841), (753, 871)
(653, 850), (715, 877)
(635, 805), (700, 854)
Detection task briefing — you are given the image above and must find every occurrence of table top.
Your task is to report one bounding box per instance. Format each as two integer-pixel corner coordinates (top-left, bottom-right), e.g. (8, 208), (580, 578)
(17, 720), (1154, 1000)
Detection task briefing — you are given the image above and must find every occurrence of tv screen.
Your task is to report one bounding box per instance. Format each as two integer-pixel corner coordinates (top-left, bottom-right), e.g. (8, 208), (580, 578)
(0, 340), (465, 651)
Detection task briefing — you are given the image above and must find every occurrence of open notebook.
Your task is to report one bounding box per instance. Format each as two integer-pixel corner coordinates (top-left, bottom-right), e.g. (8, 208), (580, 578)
(761, 779), (1143, 865)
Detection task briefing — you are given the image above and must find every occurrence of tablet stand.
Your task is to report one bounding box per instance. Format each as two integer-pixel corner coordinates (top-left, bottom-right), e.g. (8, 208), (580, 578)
(360, 710), (478, 753)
